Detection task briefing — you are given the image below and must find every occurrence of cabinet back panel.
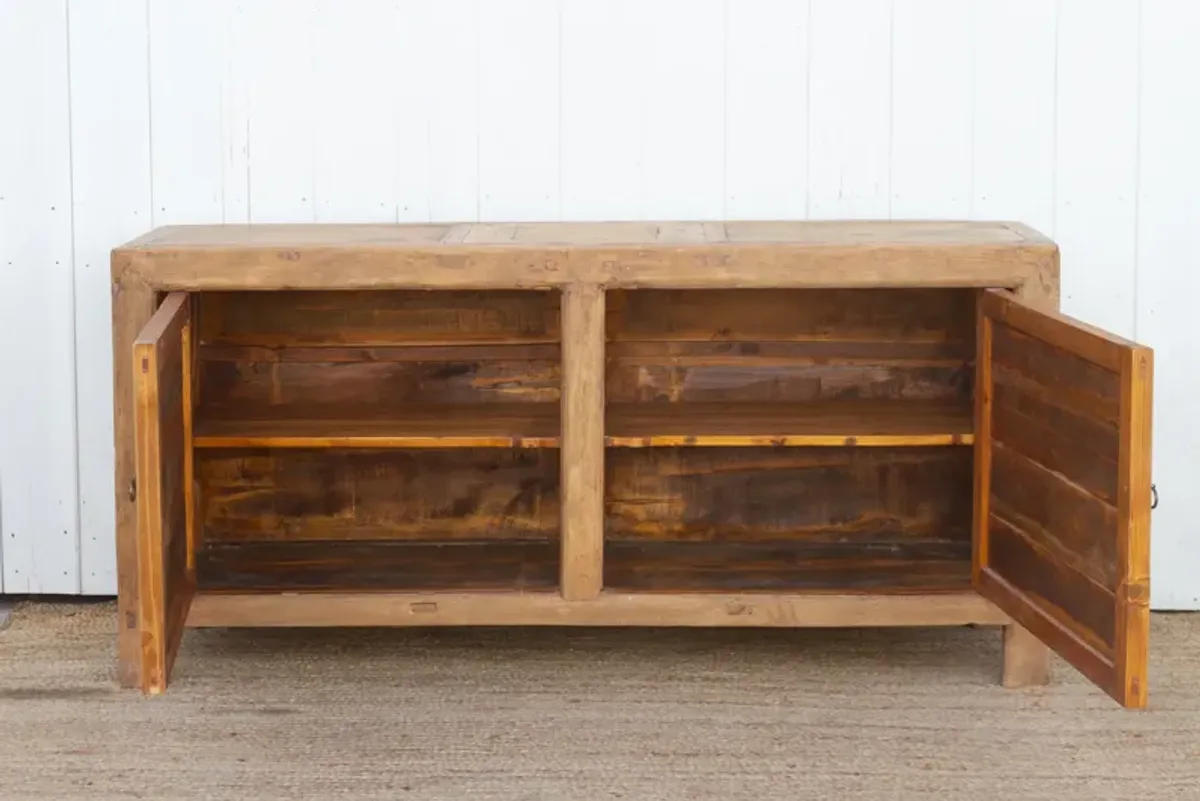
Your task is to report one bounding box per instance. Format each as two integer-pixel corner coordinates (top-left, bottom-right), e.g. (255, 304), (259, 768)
(198, 448), (560, 542)
(195, 291), (561, 407)
(606, 446), (971, 543)
(607, 289), (974, 403)
(199, 350), (560, 407)
(604, 447), (971, 593)
(198, 290), (560, 346)
(197, 540), (559, 592)
(604, 540), (971, 593)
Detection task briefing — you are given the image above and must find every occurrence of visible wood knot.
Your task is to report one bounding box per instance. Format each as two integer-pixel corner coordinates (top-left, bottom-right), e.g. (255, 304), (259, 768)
(724, 601), (752, 616)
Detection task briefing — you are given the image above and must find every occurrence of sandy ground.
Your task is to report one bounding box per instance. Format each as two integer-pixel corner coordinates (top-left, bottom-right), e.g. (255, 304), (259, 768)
(2, 600), (1199, 801)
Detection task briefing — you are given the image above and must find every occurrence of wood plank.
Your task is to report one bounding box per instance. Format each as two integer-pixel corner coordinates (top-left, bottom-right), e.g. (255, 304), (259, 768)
(605, 401), (972, 447)
(197, 289), (560, 346)
(560, 284), (605, 600)
(188, 590), (1010, 628)
(972, 304), (993, 584)
(196, 540), (558, 592)
(992, 322), (1121, 426)
(1115, 346), (1153, 708)
(606, 447), (972, 544)
(193, 403), (560, 449)
(607, 339), (971, 364)
(133, 292), (193, 694)
(608, 288), (974, 343)
(980, 288), (1131, 372)
(182, 316), (195, 571)
(199, 343), (562, 363)
(987, 515), (1116, 654)
(112, 268), (157, 689)
(992, 387), (1119, 504)
(199, 449), (559, 542)
(113, 222), (1059, 291)
(607, 361), (970, 405)
(198, 352), (559, 407)
(604, 540), (972, 593)
(990, 443), (1118, 586)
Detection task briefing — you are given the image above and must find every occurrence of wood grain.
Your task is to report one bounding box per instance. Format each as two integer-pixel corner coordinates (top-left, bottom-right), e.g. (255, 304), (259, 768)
(608, 288), (975, 343)
(196, 540), (559, 592)
(560, 284), (605, 600)
(607, 362), (970, 405)
(605, 401), (972, 447)
(198, 354), (560, 407)
(198, 290), (560, 346)
(975, 288), (1159, 707)
(111, 266), (157, 689)
(132, 292), (193, 694)
(115, 221), (1058, 291)
(198, 449), (559, 542)
(986, 515), (1116, 654)
(604, 540), (972, 593)
(990, 443), (1118, 586)
(606, 447), (972, 544)
(1115, 347), (1153, 708)
(607, 288), (974, 406)
(187, 590), (1011, 629)
(193, 403), (560, 449)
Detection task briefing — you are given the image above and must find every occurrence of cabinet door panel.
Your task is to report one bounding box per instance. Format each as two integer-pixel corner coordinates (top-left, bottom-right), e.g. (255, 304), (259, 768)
(133, 292), (194, 693)
(974, 289), (1152, 708)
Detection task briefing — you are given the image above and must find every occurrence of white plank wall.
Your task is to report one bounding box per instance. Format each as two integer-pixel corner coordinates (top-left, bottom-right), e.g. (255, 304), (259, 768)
(0, 0), (1197, 608)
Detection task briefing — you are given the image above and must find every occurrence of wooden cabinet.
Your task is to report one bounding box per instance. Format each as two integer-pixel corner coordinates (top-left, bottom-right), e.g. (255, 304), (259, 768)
(112, 221), (1152, 707)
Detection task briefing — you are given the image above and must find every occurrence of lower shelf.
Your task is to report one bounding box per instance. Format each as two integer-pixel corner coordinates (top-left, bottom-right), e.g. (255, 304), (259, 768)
(604, 540), (973, 593)
(196, 540), (559, 592)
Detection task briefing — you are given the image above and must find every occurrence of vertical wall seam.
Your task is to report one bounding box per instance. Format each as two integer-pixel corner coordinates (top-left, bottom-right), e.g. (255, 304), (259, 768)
(886, 0), (895, 219)
(556, 0), (563, 221)
(1051, 0), (1061, 238)
(967, 0), (977, 220)
(720, 0), (729, 219)
(474, 0), (481, 222)
(145, 0), (156, 227)
(64, 0), (83, 594)
(804, 0), (813, 219)
(1132, 0), (1143, 339)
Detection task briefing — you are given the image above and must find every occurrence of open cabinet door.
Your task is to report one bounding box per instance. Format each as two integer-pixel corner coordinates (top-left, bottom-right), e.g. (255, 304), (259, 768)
(974, 289), (1153, 707)
(133, 292), (194, 693)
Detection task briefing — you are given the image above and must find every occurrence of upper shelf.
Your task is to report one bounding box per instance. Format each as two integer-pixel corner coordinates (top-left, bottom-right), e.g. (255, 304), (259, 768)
(194, 400), (972, 450)
(605, 401), (973, 448)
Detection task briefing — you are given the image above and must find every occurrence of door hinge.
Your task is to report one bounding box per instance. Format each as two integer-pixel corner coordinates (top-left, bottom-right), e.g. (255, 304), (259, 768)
(128, 478), (137, 503)
(1151, 484), (1158, 510)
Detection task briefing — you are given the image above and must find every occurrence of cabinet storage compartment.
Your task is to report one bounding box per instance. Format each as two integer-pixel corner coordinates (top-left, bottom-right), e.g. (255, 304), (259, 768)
(188, 289), (563, 593)
(113, 221), (1152, 707)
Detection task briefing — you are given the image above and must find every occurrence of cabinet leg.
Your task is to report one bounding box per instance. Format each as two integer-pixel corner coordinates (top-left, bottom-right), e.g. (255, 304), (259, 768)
(1002, 623), (1050, 688)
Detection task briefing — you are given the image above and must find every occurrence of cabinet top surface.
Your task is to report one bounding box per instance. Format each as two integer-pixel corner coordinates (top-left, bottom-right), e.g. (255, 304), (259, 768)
(114, 221), (1058, 292)
(122, 220), (1046, 250)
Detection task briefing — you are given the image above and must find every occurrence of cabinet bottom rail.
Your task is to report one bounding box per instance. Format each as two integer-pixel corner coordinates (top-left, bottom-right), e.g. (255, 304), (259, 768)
(186, 590), (1010, 629)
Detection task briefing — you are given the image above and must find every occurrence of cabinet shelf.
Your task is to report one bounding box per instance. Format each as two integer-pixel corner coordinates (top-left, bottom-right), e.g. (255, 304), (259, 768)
(604, 400), (974, 448)
(193, 403), (560, 449)
(193, 400), (974, 449)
